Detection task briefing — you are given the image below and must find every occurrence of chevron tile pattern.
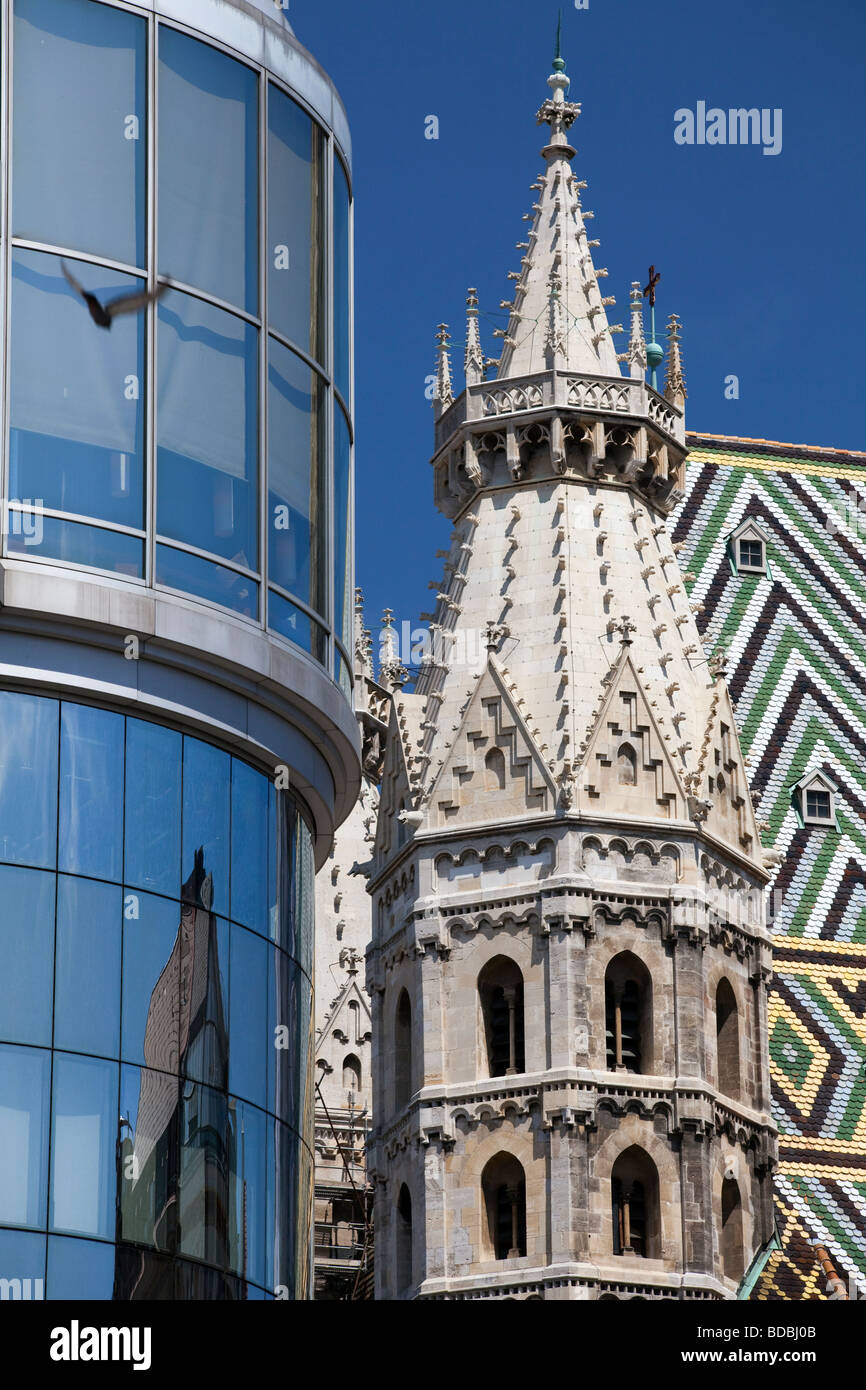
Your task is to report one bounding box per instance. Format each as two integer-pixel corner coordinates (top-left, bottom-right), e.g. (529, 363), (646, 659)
(674, 434), (866, 1299)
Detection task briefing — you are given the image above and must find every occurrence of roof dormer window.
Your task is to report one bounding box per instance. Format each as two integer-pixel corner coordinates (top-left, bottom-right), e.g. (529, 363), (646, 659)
(792, 768), (838, 829)
(728, 517), (767, 575)
(728, 519), (770, 575)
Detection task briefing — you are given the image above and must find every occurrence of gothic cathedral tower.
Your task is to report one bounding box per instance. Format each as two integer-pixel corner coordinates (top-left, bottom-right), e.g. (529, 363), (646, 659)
(365, 47), (778, 1301)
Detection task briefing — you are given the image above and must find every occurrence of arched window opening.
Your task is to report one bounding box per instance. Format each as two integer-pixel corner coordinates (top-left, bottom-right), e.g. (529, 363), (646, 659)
(394, 990), (412, 1111)
(478, 956), (525, 1077)
(481, 1153), (527, 1260)
(342, 1053), (361, 1093)
(611, 1147), (661, 1259)
(721, 1177), (745, 1282)
(617, 742), (637, 786)
(716, 979), (741, 1100)
(348, 998), (361, 1042)
(396, 1184), (413, 1292)
(485, 746), (506, 791)
(604, 953), (652, 1073)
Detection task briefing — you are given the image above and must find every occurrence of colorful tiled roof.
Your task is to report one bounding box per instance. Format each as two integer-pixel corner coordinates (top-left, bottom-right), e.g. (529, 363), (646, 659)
(676, 433), (866, 1300)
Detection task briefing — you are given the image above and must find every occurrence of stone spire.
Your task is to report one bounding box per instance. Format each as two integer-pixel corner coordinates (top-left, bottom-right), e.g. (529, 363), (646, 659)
(433, 324), (453, 418)
(367, 31), (775, 1307)
(464, 289), (485, 387)
(353, 587), (373, 683)
(627, 280), (647, 381)
(377, 608), (408, 692)
(496, 42), (621, 379)
(664, 313), (687, 412)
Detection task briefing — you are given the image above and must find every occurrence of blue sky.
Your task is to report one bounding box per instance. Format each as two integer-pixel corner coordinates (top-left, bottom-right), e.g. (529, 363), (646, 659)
(297, 0), (866, 649)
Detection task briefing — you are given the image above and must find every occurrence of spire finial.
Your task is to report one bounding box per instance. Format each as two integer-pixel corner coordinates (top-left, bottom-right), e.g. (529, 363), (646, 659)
(553, 10), (565, 72)
(433, 323), (454, 419)
(664, 313), (687, 413)
(627, 281), (647, 382)
(378, 608), (408, 691)
(643, 265), (664, 389)
(464, 289), (485, 386)
(539, 10), (576, 145)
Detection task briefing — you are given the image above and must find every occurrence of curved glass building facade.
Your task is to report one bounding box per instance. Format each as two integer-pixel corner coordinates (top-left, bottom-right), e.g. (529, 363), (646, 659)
(0, 0), (357, 1300)
(5, 0), (353, 678)
(0, 694), (314, 1298)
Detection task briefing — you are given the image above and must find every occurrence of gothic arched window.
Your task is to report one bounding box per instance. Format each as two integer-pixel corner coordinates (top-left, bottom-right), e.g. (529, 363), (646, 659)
(396, 1184), (413, 1292)
(478, 956), (525, 1077)
(394, 989), (412, 1111)
(721, 1176), (745, 1281)
(481, 1153), (527, 1260)
(485, 746), (506, 791)
(611, 1147), (661, 1258)
(716, 979), (741, 1100)
(604, 952), (652, 1073)
(617, 742), (637, 785)
(342, 1053), (361, 1093)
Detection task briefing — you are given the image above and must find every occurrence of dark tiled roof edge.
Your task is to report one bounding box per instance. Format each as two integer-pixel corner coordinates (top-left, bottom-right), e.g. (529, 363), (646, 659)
(686, 432), (866, 468)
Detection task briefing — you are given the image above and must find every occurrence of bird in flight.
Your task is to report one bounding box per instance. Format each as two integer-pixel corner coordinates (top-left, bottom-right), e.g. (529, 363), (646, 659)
(61, 260), (167, 329)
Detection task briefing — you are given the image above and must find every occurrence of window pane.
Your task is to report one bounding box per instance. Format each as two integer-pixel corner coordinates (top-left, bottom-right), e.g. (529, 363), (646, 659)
(229, 925), (268, 1109)
(125, 719), (182, 897)
(121, 891), (182, 1071)
(180, 913), (229, 1091)
(178, 1079), (230, 1265)
(155, 545), (258, 619)
(157, 290), (258, 570)
(268, 339), (327, 613)
(59, 703), (124, 881)
(119, 1062), (177, 1252)
(334, 404), (352, 650)
(0, 691), (58, 869)
(50, 1052), (117, 1238)
(7, 514), (144, 578)
(268, 86), (326, 361)
(0, 865), (55, 1047)
(159, 27), (257, 312)
(333, 159), (351, 403)
(13, 0), (146, 266)
(0, 1228), (45, 1297)
(47, 1235), (114, 1300)
(183, 739), (231, 918)
(334, 648), (352, 698)
(291, 806), (316, 978)
(10, 250), (145, 535)
(228, 1099), (267, 1285)
(268, 1118), (310, 1298)
(231, 759), (269, 931)
(268, 952), (312, 1130)
(268, 590), (327, 663)
(54, 877), (122, 1058)
(0, 1044), (50, 1228)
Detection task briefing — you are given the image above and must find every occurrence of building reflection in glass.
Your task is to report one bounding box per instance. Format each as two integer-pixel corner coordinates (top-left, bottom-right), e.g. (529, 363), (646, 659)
(0, 694), (315, 1299)
(115, 846), (236, 1297)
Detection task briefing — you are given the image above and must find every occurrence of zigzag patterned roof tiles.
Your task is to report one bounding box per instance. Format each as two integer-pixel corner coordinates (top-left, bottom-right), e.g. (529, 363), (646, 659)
(675, 433), (866, 1301)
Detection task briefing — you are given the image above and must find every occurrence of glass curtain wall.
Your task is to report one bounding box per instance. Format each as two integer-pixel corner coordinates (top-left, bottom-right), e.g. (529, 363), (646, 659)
(0, 691), (315, 1299)
(5, 0), (353, 685)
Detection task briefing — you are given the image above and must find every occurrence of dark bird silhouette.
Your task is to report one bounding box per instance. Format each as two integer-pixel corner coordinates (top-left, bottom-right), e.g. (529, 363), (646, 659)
(61, 260), (167, 329)
(643, 264), (661, 308)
